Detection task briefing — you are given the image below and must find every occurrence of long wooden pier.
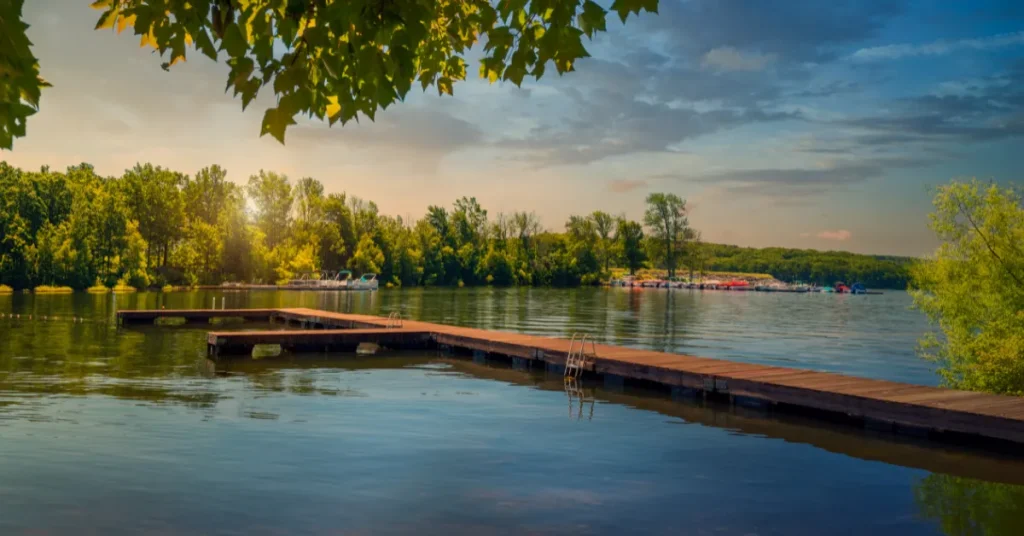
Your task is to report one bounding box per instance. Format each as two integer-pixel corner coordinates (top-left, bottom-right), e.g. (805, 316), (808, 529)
(118, 307), (1024, 446)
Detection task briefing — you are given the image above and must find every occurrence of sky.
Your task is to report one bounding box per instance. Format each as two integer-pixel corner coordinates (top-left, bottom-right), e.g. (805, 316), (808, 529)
(3, 1), (1023, 257)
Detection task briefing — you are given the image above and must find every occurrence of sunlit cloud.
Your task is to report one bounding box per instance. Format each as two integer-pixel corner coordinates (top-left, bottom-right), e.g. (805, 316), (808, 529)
(816, 230), (853, 241)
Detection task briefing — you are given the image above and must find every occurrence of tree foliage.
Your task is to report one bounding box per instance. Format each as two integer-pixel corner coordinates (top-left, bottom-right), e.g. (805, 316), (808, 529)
(910, 179), (1024, 395)
(0, 0), (49, 149)
(0, 0), (660, 148)
(695, 242), (911, 289)
(0, 162), (912, 292)
(615, 217), (644, 275)
(644, 192), (690, 278)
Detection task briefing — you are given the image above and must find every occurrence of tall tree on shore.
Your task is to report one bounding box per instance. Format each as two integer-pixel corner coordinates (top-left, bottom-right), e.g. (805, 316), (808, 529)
(513, 211), (542, 260)
(644, 193), (690, 278)
(685, 230), (706, 280)
(616, 218), (645, 275)
(121, 163), (186, 268)
(321, 193), (356, 270)
(910, 179), (1024, 395)
(591, 211), (614, 273)
(183, 165), (231, 226)
(246, 171), (293, 249)
(566, 215), (599, 277)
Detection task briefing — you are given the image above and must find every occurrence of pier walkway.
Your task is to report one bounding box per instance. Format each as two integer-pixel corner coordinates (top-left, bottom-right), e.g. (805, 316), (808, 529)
(117, 307), (1024, 446)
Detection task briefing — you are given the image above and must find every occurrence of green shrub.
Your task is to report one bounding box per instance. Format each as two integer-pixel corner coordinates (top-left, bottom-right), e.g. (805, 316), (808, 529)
(111, 278), (137, 293)
(87, 279), (110, 294)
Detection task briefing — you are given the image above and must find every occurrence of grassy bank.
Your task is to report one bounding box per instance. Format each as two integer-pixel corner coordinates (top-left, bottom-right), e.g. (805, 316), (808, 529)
(34, 285), (74, 294)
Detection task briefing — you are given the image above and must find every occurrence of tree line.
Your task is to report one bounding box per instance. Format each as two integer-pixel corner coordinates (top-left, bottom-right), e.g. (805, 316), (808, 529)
(694, 243), (913, 289)
(0, 161), (910, 290)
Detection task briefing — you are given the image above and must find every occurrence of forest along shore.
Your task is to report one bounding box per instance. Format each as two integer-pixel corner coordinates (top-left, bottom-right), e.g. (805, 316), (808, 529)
(1, 162), (911, 292)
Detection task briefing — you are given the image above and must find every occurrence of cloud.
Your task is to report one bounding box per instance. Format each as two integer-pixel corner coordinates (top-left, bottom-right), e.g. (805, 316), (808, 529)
(642, 0), (907, 63)
(789, 80), (861, 99)
(702, 47), (776, 72)
(290, 107), (483, 157)
(838, 73), (1024, 144)
(851, 31), (1024, 61)
(816, 229), (853, 241)
(689, 161), (885, 187)
(497, 55), (801, 168)
(607, 179), (648, 193)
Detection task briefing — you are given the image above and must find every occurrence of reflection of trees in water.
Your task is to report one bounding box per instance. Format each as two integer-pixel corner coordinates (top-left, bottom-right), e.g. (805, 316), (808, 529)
(915, 474), (1024, 535)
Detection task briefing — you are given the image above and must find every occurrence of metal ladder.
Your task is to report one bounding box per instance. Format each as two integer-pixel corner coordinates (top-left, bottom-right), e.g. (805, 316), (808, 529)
(386, 311), (403, 329)
(565, 333), (596, 379)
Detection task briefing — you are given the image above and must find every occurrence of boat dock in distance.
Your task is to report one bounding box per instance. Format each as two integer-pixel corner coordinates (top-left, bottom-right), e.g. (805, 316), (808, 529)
(118, 307), (1024, 448)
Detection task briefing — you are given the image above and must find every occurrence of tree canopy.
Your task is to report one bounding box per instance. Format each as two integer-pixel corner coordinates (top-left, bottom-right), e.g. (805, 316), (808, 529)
(0, 0), (660, 149)
(1, 160), (913, 291)
(644, 192), (690, 278)
(910, 179), (1024, 395)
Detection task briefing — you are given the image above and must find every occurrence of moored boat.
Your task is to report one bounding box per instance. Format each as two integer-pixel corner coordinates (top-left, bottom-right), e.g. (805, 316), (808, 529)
(349, 273), (379, 291)
(611, 275), (636, 287)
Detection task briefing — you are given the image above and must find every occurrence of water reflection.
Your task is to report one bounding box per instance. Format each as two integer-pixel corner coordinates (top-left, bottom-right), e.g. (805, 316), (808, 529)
(564, 378), (595, 421)
(2, 289), (1017, 535)
(916, 474), (1024, 536)
(4, 286), (934, 383)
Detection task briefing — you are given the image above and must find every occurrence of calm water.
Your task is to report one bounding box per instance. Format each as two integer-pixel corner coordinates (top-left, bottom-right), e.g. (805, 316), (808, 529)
(2, 288), (1023, 535)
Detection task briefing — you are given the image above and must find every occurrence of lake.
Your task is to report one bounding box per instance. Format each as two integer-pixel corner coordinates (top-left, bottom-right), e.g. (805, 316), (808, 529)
(2, 288), (1023, 535)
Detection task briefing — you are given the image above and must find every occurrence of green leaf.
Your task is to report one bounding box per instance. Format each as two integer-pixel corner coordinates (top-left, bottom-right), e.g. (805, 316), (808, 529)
(437, 77), (453, 96)
(95, 9), (119, 30)
(479, 57), (504, 84)
(609, 0), (659, 23)
(484, 26), (513, 55)
(194, 29), (218, 61)
(221, 23), (247, 58)
(503, 50), (527, 86)
(578, 1), (608, 39)
(260, 106), (297, 144)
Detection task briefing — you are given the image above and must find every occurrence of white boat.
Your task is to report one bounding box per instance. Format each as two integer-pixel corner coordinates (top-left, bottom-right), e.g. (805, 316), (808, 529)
(349, 273), (379, 291)
(611, 275), (636, 287)
(287, 270), (352, 289)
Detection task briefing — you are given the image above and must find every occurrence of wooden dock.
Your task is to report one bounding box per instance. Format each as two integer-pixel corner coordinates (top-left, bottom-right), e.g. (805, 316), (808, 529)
(118, 308), (279, 324)
(208, 328), (433, 355)
(118, 307), (1024, 446)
